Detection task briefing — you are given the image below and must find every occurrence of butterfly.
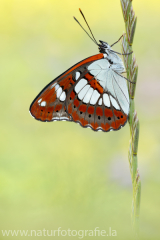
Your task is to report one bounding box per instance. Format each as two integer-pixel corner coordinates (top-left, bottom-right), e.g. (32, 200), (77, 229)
(30, 9), (133, 132)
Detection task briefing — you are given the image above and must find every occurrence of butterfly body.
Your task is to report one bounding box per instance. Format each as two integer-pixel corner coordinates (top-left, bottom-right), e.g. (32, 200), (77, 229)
(99, 41), (125, 73)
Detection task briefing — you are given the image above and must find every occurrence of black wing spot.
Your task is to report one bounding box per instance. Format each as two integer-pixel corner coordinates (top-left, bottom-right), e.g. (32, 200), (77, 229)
(48, 112), (50, 114)
(98, 116), (101, 120)
(41, 110), (43, 112)
(121, 115), (123, 118)
(70, 97), (72, 100)
(89, 114), (91, 118)
(56, 110), (59, 112)
(80, 111), (83, 114)
(74, 105), (76, 109)
(117, 116), (120, 119)
(108, 117), (111, 121)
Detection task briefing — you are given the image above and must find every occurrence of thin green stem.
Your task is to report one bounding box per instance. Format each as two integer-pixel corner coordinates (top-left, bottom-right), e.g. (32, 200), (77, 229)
(120, 0), (141, 237)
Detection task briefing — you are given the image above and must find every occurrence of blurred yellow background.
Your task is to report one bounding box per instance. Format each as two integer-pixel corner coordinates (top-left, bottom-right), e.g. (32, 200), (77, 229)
(0, 0), (160, 239)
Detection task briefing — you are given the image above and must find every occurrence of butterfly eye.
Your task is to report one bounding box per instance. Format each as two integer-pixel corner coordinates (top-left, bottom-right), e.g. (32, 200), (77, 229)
(109, 59), (113, 64)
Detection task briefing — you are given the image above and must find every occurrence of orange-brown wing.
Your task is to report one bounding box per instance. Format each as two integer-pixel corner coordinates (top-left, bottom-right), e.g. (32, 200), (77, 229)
(66, 72), (128, 132)
(29, 54), (104, 122)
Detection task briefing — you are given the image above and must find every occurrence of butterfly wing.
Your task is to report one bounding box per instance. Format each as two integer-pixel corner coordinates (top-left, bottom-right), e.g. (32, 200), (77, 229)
(66, 72), (129, 132)
(30, 53), (129, 132)
(29, 53), (104, 122)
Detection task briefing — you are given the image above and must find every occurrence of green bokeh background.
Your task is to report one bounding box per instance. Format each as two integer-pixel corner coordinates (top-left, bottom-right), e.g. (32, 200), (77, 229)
(0, 0), (160, 239)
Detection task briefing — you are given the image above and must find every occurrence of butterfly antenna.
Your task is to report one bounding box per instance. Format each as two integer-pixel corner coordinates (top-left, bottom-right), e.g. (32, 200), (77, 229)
(73, 16), (98, 45)
(79, 8), (99, 45)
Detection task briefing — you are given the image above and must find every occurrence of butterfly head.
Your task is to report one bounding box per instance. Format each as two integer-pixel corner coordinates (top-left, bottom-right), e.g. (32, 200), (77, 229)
(98, 40), (111, 54)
